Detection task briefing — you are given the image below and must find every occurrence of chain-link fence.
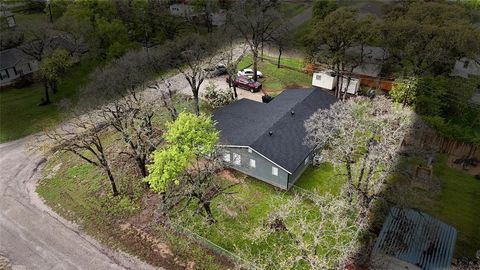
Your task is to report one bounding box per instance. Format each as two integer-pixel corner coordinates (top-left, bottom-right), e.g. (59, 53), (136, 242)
(168, 220), (257, 269)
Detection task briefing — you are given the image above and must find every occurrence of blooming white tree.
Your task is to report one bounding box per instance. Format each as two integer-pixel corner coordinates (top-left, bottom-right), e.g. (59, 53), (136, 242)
(304, 96), (414, 212)
(236, 193), (363, 270)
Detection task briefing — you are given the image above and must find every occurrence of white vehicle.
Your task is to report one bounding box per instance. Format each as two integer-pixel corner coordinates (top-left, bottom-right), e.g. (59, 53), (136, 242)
(237, 68), (263, 78)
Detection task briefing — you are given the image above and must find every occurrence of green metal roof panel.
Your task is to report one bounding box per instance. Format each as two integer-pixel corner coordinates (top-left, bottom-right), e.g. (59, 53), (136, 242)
(373, 207), (457, 270)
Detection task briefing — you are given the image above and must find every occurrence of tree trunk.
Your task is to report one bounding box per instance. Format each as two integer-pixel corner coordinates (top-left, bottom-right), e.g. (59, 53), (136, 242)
(277, 48), (282, 68)
(233, 84), (238, 99)
(253, 51), (259, 82)
(345, 158), (353, 203)
(342, 76), (351, 101)
(41, 80), (51, 105)
(50, 80), (57, 94)
(203, 201), (216, 224)
(193, 92), (200, 115)
(261, 40), (264, 61)
(105, 166), (119, 196)
(136, 157), (147, 178)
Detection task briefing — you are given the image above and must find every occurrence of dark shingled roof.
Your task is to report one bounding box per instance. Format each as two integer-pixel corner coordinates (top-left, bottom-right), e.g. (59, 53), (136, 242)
(212, 88), (336, 173)
(0, 48), (34, 70)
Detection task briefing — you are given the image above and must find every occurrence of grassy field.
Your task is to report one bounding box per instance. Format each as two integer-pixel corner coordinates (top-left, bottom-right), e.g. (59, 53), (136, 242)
(399, 155), (480, 258)
(278, 1), (308, 18)
(237, 55), (311, 93)
(169, 164), (349, 267)
(0, 58), (98, 142)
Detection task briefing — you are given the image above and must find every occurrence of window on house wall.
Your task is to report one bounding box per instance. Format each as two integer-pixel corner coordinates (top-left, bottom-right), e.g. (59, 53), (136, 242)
(0, 69), (8, 80)
(464, 60), (470, 69)
(272, 166), (278, 176)
(316, 74), (322, 81)
(249, 159), (256, 168)
(233, 153), (241, 165)
(223, 151), (230, 162)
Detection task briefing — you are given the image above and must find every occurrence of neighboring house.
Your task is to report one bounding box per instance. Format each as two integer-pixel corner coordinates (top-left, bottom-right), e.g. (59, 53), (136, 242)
(169, 4), (195, 18)
(0, 10), (16, 29)
(451, 57), (480, 79)
(0, 35), (87, 87)
(210, 9), (226, 26)
(311, 71), (360, 95)
(371, 207), (457, 270)
(0, 48), (38, 86)
(346, 45), (388, 79)
(213, 88), (336, 189)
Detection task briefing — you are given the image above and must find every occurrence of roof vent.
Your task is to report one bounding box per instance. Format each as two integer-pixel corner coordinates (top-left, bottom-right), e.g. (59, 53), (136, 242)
(269, 131), (273, 136)
(291, 110), (295, 116)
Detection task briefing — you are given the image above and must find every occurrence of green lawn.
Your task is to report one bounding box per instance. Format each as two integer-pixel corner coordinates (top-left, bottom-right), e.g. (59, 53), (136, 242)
(170, 164), (350, 267)
(295, 163), (345, 196)
(401, 155), (480, 258)
(237, 54), (311, 93)
(278, 2), (308, 19)
(0, 58), (98, 142)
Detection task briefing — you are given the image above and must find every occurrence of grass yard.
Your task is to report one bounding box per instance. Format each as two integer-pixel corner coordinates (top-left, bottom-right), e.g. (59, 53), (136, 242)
(237, 54), (311, 93)
(278, 1), (308, 18)
(169, 164), (351, 268)
(399, 155), (480, 258)
(0, 58), (98, 142)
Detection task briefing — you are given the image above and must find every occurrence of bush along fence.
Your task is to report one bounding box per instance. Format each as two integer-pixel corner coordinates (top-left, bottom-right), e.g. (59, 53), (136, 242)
(166, 220), (257, 269)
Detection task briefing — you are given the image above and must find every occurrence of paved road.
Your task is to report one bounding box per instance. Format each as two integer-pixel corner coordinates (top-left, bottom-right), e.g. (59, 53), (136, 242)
(0, 137), (159, 270)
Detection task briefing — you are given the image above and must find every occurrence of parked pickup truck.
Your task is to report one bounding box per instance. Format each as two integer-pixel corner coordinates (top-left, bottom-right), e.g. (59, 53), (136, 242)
(226, 75), (262, 92)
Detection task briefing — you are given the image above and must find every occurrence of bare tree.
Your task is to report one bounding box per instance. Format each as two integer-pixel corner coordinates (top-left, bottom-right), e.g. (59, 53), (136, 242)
(229, 0), (281, 82)
(219, 30), (248, 99)
(148, 79), (178, 121)
(46, 114), (119, 196)
(161, 155), (236, 224)
(100, 92), (162, 178)
(270, 24), (290, 69)
(172, 34), (218, 115)
(80, 49), (166, 178)
(236, 193), (363, 269)
(305, 97), (414, 212)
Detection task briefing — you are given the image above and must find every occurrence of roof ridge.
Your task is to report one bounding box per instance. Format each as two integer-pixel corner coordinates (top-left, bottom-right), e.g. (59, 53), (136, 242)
(248, 89), (314, 148)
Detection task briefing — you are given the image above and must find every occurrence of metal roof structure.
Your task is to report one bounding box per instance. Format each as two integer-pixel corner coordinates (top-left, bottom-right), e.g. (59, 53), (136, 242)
(373, 207), (457, 270)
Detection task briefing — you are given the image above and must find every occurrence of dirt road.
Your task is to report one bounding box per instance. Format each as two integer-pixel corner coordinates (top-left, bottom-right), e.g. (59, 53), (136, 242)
(0, 137), (159, 270)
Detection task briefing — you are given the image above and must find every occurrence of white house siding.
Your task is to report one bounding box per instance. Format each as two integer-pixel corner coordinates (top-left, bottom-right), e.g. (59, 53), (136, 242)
(451, 57), (480, 78)
(312, 71), (336, 90)
(221, 146), (290, 189)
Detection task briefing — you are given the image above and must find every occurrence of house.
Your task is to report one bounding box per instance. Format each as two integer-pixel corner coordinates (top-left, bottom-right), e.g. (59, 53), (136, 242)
(314, 45), (394, 91)
(0, 10), (16, 29)
(0, 35), (87, 87)
(311, 71), (360, 95)
(451, 57), (480, 79)
(210, 9), (226, 26)
(212, 88), (336, 189)
(169, 4), (195, 18)
(371, 207), (457, 270)
(0, 48), (38, 86)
